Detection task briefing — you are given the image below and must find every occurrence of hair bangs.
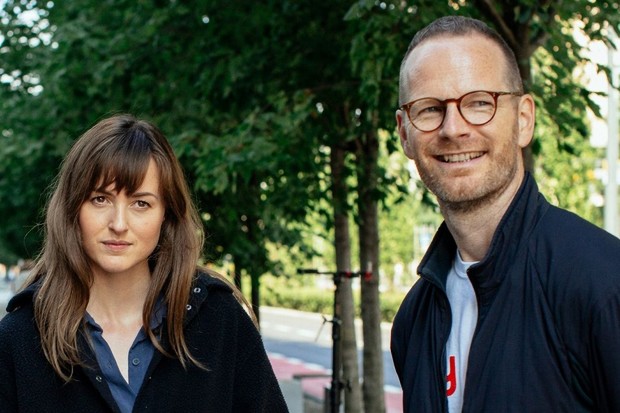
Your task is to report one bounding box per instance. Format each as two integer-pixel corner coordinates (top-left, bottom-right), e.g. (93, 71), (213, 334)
(90, 127), (154, 196)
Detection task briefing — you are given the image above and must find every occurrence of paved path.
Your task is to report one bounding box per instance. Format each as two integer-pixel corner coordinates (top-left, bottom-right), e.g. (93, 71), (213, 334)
(269, 352), (403, 412)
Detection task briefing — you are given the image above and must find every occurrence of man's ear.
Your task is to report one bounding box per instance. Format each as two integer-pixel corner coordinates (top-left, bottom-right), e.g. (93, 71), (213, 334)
(517, 94), (535, 148)
(396, 109), (412, 158)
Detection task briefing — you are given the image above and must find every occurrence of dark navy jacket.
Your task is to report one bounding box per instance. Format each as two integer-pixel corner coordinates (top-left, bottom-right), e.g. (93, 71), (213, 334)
(0, 272), (289, 413)
(391, 173), (620, 412)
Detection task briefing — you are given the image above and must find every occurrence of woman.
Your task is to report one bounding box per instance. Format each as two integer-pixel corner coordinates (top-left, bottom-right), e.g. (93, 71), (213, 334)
(0, 114), (288, 413)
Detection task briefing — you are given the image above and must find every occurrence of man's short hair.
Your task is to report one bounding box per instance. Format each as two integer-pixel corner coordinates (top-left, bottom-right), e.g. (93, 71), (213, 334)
(399, 16), (524, 104)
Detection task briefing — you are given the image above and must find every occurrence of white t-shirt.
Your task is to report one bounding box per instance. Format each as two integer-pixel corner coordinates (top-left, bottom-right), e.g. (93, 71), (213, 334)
(445, 251), (478, 413)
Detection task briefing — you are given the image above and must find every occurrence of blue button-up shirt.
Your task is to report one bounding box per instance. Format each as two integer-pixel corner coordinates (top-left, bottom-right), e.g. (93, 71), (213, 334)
(85, 300), (166, 413)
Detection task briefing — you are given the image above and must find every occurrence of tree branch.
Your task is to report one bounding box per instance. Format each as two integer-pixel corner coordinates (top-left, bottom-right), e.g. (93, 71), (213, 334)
(473, 0), (519, 51)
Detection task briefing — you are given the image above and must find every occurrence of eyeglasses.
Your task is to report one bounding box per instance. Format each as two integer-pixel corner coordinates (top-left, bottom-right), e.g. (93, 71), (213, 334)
(399, 90), (522, 132)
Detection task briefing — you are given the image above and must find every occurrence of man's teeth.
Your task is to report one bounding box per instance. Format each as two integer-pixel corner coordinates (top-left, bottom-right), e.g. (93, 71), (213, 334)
(440, 152), (483, 163)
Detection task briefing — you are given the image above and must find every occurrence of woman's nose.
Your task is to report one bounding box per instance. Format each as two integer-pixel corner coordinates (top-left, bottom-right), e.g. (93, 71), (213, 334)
(108, 207), (128, 232)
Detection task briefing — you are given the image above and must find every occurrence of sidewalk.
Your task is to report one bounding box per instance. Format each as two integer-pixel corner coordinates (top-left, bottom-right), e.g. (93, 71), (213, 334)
(269, 352), (403, 413)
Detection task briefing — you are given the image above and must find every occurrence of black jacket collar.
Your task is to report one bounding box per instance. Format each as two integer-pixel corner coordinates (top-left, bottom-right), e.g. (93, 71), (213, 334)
(417, 173), (549, 301)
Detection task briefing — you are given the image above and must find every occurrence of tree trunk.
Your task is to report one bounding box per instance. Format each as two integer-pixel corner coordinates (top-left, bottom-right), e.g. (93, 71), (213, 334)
(233, 256), (260, 325)
(251, 269), (260, 326)
(356, 130), (385, 413)
(233, 267), (242, 292)
(246, 172), (263, 325)
(508, 36), (536, 173)
(330, 144), (363, 413)
(474, 2), (538, 173)
(516, 48), (535, 173)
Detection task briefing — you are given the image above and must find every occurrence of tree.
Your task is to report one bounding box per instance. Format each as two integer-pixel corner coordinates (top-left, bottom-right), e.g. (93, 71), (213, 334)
(1, 1), (616, 411)
(0, 2), (60, 264)
(343, 1), (619, 410)
(346, 0), (620, 172)
(470, 0), (620, 171)
(330, 145), (363, 412)
(0, 2), (372, 409)
(0, 0), (324, 323)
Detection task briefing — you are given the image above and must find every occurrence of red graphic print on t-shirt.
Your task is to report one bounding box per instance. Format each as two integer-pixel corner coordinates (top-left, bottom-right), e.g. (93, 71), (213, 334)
(446, 355), (457, 396)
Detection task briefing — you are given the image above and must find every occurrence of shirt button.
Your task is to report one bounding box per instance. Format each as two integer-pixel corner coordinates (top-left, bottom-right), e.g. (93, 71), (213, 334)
(193, 287), (201, 293)
(95, 375), (102, 382)
(186, 304), (192, 311)
(132, 358), (140, 366)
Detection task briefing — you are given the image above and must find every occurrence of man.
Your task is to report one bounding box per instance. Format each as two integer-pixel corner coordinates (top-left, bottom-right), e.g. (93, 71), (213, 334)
(391, 15), (620, 413)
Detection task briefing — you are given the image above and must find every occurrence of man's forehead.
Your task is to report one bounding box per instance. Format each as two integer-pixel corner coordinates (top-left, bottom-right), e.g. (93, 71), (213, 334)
(405, 33), (501, 68)
(401, 34), (508, 97)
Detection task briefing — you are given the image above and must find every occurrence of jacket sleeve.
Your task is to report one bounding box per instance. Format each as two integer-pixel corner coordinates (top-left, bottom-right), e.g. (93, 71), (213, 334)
(390, 301), (408, 385)
(589, 292), (620, 412)
(231, 306), (289, 413)
(0, 317), (19, 412)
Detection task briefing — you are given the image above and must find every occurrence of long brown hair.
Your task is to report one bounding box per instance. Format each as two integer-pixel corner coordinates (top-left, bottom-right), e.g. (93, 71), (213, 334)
(27, 114), (241, 381)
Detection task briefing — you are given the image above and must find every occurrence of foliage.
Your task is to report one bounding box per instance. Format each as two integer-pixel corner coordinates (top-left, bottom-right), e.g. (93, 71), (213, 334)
(0, 4), (616, 409)
(342, 0), (617, 229)
(0, 1), (327, 274)
(533, 91), (605, 224)
(258, 274), (406, 323)
(0, 1), (616, 296)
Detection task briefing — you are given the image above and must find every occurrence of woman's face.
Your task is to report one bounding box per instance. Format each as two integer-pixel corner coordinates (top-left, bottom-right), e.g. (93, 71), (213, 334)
(78, 159), (166, 280)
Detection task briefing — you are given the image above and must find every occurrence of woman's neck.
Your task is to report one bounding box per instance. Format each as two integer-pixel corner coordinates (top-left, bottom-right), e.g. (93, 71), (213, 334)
(87, 271), (151, 325)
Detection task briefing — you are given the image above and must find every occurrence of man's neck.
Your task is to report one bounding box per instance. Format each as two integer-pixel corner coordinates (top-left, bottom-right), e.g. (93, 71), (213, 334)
(442, 205), (504, 262)
(440, 173), (524, 262)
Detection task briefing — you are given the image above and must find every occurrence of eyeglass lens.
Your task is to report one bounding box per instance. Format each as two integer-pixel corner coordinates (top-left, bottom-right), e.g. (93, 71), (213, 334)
(408, 91), (498, 132)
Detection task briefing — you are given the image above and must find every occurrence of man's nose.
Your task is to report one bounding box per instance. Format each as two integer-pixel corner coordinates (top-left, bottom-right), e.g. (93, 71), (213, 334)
(439, 103), (470, 137)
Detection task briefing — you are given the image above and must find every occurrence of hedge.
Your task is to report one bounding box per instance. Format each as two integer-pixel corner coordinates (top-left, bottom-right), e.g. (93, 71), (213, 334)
(260, 281), (406, 323)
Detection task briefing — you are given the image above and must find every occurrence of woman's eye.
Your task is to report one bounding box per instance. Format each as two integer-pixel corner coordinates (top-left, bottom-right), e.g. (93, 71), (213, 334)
(135, 200), (151, 208)
(92, 196), (107, 205)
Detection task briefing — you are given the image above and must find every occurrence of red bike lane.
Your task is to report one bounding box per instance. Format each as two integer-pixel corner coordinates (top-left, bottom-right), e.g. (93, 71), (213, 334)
(269, 352), (403, 413)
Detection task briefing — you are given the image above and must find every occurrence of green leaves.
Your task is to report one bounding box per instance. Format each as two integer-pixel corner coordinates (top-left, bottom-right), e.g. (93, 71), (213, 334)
(0, 0), (614, 266)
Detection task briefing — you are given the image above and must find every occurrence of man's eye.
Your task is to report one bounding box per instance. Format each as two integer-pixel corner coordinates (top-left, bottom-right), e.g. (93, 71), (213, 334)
(421, 106), (443, 113)
(415, 105), (444, 117)
(471, 100), (493, 107)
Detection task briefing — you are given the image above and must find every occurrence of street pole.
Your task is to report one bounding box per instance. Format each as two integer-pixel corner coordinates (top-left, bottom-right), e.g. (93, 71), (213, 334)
(297, 268), (370, 413)
(605, 29), (619, 237)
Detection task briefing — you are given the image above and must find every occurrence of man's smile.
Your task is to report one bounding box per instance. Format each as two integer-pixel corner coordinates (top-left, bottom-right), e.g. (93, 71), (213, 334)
(437, 151), (484, 163)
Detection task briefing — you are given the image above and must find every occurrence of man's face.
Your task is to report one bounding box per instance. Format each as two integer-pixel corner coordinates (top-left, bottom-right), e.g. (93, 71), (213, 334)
(396, 34), (534, 212)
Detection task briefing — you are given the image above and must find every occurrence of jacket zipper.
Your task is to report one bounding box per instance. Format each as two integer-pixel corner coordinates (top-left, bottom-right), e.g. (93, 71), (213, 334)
(439, 289), (451, 413)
